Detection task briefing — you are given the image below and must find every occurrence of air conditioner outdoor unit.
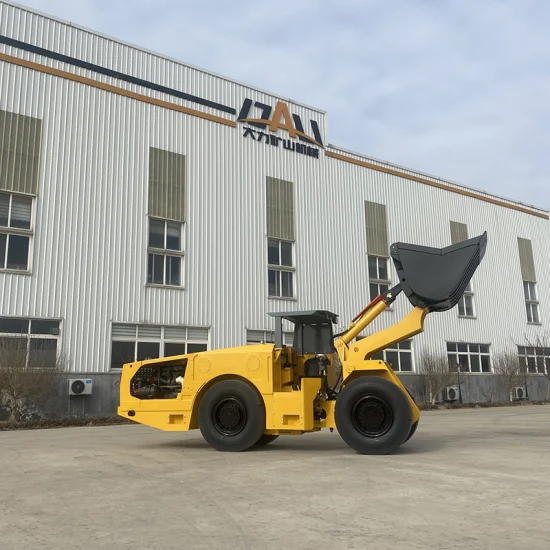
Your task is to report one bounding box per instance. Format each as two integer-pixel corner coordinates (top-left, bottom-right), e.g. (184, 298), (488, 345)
(442, 386), (459, 402)
(68, 378), (93, 396)
(513, 386), (526, 400)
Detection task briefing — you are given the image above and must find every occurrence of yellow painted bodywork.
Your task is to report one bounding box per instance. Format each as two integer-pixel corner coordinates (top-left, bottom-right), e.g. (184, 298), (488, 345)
(118, 300), (426, 434)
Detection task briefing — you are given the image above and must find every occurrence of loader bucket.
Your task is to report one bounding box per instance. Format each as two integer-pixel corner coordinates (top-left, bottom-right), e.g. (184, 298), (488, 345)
(390, 231), (487, 312)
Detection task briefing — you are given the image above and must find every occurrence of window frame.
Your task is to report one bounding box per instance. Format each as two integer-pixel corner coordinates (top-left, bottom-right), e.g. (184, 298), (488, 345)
(109, 323), (209, 370)
(267, 238), (296, 299)
(517, 346), (549, 375)
(0, 317), (61, 369)
(0, 191), (34, 274)
(447, 342), (492, 373)
(146, 217), (185, 289)
(368, 254), (391, 305)
(523, 281), (540, 324)
(457, 280), (476, 318)
(371, 340), (414, 372)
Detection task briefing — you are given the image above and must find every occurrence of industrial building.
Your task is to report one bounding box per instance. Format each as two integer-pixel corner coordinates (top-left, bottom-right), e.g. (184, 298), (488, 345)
(0, 1), (549, 416)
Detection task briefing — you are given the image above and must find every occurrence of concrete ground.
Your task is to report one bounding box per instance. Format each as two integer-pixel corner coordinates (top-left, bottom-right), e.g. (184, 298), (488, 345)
(1, 406), (549, 550)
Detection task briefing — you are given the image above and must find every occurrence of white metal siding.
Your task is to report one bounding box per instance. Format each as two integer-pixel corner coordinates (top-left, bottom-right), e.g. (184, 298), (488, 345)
(0, 1), (549, 373)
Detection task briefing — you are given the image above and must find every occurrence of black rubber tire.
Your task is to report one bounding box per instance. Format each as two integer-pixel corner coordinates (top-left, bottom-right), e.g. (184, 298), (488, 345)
(404, 419), (419, 443)
(198, 379), (265, 452)
(255, 434), (279, 446)
(335, 376), (412, 455)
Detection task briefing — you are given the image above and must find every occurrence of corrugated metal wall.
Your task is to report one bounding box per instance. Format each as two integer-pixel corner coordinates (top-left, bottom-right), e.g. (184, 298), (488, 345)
(0, 1), (549, 373)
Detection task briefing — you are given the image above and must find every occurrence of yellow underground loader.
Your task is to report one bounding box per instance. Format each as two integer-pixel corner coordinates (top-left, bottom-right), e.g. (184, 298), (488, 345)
(118, 232), (487, 454)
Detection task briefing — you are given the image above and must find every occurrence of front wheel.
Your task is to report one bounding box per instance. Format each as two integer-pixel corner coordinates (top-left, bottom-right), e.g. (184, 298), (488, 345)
(198, 380), (265, 452)
(335, 376), (412, 455)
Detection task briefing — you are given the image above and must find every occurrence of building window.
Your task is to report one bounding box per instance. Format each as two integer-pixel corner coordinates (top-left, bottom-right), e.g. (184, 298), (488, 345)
(368, 255), (390, 300)
(517, 346), (549, 375)
(371, 340), (413, 372)
(147, 218), (184, 287)
(523, 281), (540, 324)
(268, 238), (294, 298)
(246, 329), (294, 347)
(447, 342), (491, 373)
(0, 192), (33, 272)
(110, 323), (208, 370)
(0, 317), (60, 368)
(458, 281), (475, 317)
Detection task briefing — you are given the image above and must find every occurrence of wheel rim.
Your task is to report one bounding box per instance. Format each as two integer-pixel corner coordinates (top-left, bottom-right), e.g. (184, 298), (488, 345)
(212, 396), (247, 436)
(351, 394), (394, 438)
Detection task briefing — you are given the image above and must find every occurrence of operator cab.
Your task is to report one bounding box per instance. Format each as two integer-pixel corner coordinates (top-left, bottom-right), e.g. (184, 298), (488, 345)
(268, 310), (339, 356)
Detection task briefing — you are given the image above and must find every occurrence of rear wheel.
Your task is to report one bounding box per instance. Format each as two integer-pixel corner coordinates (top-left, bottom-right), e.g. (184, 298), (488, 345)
(255, 434), (279, 446)
(198, 380), (265, 452)
(335, 376), (412, 454)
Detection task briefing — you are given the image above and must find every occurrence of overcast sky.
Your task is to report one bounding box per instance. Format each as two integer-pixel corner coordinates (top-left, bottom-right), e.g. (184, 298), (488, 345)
(18, 0), (550, 210)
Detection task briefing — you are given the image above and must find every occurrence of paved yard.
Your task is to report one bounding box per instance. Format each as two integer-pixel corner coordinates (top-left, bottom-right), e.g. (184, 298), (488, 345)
(1, 405), (549, 549)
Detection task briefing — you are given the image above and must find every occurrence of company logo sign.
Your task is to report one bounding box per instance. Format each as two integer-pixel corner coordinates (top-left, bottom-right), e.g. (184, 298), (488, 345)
(237, 98), (324, 159)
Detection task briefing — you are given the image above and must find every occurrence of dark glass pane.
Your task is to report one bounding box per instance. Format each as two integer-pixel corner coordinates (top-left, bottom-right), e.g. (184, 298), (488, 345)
(164, 342), (186, 357)
(379, 284), (389, 295)
(458, 354), (469, 372)
(281, 271), (293, 297)
(187, 343), (208, 353)
(281, 241), (292, 267)
(458, 299), (465, 316)
(386, 351), (399, 370)
(7, 235), (29, 270)
(535, 348), (544, 355)
(448, 355), (458, 372)
(368, 256), (378, 279)
(536, 357), (545, 374)
(0, 318), (29, 334)
(149, 219), (165, 249)
(400, 352), (413, 371)
(28, 339), (57, 368)
(518, 346), (526, 356)
(31, 320), (60, 335)
(532, 305), (540, 324)
(371, 351), (384, 360)
(470, 355), (481, 373)
(446, 342), (457, 352)
(166, 222), (181, 251)
(527, 356), (536, 373)
(457, 343), (468, 353)
(399, 340), (411, 350)
(369, 283), (379, 300)
(166, 255), (181, 286)
(480, 345), (489, 354)
(545, 357), (550, 374)
(526, 347), (535, 356)
(10, 195), (32, 229)
(378, 258), (388, 281)
(0, 233), (6, 268)
(523, 281), (530, 300)
(465, 296), (474, 316)
(481, 355), (491, 373)
(148, 254), (164, 284)
(268, 239), (279, 265)
(544, 348), (550, 356)
(0, 337), (27, 366)
(469, 344), (479, 353)
(268, 269), (279, 296)
(526, 304), (532, 323)
(137, 342), (160, 361)
(111, 341), (135, 369)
